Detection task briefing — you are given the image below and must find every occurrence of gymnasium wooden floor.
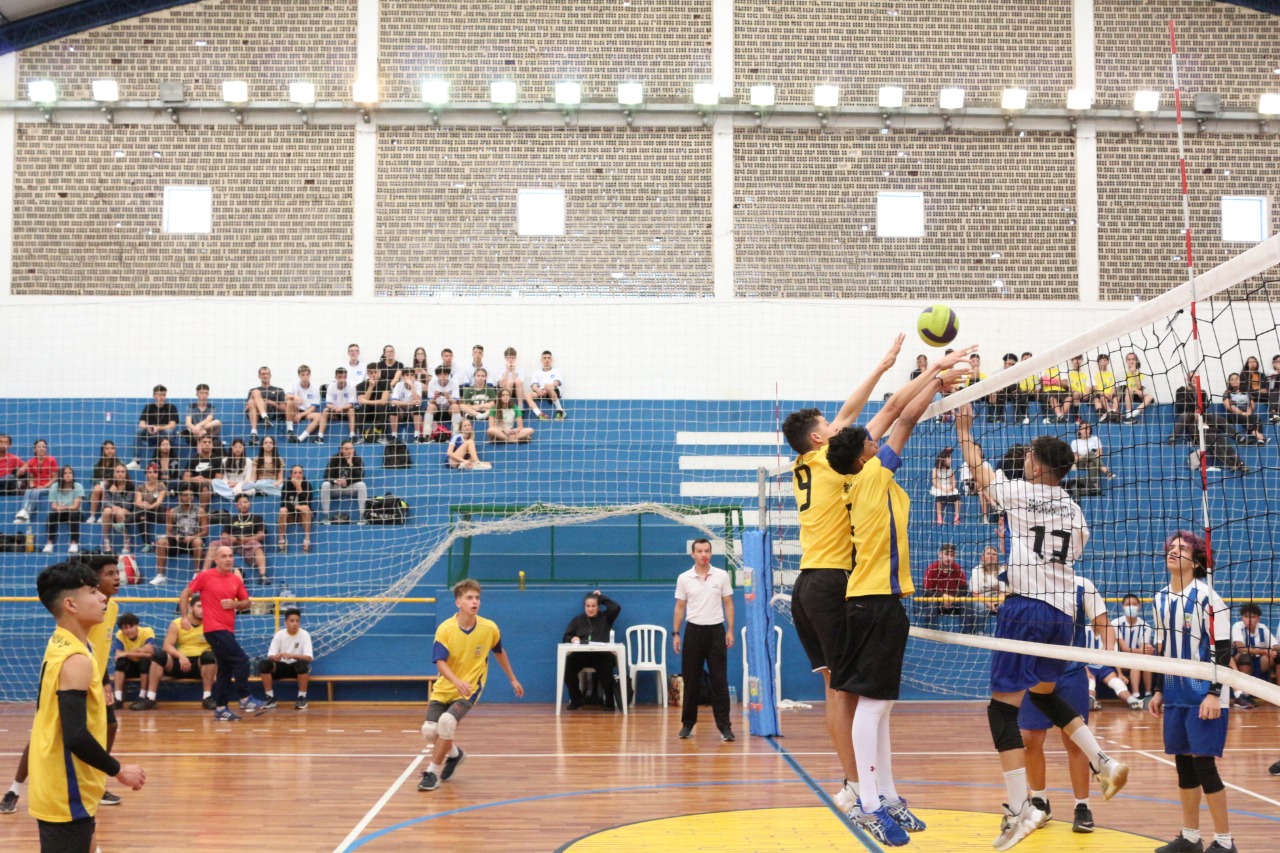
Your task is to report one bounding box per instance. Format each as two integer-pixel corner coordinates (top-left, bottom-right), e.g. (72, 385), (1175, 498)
(0, 700), (1276, 852)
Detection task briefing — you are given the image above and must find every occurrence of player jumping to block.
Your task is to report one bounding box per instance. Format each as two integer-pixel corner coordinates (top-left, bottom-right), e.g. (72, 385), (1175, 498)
(825, 346), (974, 846)
(419, 579), (524, 792)
(780, 332), (905, 810)
(955, 404), (1128, 850)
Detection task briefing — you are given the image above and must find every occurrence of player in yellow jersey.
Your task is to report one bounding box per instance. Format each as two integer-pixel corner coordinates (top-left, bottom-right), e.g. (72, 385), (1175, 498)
(141, 593), (217, 710)
(1120, 351), (1156, 423)
(27, 561), (144, 852)
(417, 579), (524, 792)
(110, 612), (155, 709)
(1, 555), (122, 817)
(825, 346), (972, 845)
(781, 333), (904, 810)
(1066, 354), (1092, 422)
(1090, 354), (1120, 423)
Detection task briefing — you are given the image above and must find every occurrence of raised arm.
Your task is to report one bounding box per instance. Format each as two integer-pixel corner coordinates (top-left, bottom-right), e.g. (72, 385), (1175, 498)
(952, 404), (995, 493)
(866, 345), (977, 439)
(831, 334), (905, 431)
(884, 372), (953, 455)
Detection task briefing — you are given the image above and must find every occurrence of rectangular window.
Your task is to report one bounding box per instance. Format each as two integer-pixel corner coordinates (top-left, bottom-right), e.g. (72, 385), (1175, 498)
(163, 186), (212, 234)
(1221, 196), (1267, 243)
(517, 188), (566, 236)
(876, 191), (925, 238)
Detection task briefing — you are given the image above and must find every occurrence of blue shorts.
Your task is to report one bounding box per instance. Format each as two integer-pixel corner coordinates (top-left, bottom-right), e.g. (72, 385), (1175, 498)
(991, 596), (1074, 693)
(1163, 705), (1229, 757)
(1019, 667), (1089, 731)
(1087, 664), (1117, 680)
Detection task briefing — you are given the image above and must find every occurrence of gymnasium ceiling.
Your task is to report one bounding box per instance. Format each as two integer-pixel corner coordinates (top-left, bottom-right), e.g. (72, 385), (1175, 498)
(0, 0), (1277, 54)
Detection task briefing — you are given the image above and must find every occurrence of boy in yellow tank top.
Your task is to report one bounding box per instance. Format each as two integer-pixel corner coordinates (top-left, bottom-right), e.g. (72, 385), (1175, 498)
(27, 561), (145, 853)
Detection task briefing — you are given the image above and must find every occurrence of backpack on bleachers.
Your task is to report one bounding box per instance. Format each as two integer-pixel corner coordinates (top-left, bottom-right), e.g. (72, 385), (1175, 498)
(364, 493), (409, 525)
(384, 439), (411, 469)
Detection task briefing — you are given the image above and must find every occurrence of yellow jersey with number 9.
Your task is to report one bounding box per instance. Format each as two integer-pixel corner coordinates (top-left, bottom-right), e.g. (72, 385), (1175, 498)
(793, 445), (854, 571)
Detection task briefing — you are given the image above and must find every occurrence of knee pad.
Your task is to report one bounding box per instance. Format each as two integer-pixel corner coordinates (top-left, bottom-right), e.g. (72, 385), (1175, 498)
(987, 700), (1024, 752)
(1028, 690), (1079, 730)
(1192, 755), (1224, 794)
(1175, 754), (1199, 789)
(294, 661), (311, 674)
(436, 712), (458, 741)
(199, 651), (217, 667)
(420, 720), (438, 745)
(257, 659), (274, 674)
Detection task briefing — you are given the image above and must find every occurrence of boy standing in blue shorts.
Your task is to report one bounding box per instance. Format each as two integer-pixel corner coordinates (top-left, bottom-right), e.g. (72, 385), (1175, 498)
(956, 406), (1127, 850)
(1150, 531), (1237, 853)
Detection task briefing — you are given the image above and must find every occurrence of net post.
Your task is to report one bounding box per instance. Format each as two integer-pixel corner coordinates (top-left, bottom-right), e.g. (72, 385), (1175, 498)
(756, 465), (769, 529)
(742, 529), (780, 736)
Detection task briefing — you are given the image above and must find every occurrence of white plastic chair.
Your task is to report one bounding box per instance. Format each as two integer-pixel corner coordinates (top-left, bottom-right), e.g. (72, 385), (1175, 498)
(625, 625), (667, 707)
(741, 625), (783, 708)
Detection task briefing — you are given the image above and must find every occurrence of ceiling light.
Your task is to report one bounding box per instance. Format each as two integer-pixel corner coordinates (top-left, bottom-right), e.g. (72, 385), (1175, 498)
(491, 80), (517, 104)
(939, 88), (965, 110)
(27, 80), (56, 104)
(1259, 93), (1280, 115)
(1001, 88), (1028, 110)
(289, 82), (316, 106)
(554, 81), (581, 106)
(222, 81), (249, 104)
(91, 80), (119, 102)
(352, 78), (378, 104)
(618, 82), (644, 106)
(693, 83), (719, 106)
(813, 85), (840, 108)
(878, 86), (904, 109)
(1134, 90), (1161, 112)
(1066, 89), (1094, 111)
(421, 79), (450, 106)
(749, 84), (775, 107)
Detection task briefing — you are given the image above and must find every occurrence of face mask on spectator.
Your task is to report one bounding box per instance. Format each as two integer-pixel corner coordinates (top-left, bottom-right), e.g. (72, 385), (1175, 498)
(1123, 605), (1139, 618)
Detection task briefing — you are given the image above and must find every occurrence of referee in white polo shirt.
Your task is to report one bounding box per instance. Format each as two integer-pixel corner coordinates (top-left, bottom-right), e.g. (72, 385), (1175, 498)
(672, 538), (736, 742)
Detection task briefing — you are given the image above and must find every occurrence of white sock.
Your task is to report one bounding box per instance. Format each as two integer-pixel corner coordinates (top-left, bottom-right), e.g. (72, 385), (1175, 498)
(553, 399), (564, 411)
(1029, 788), (1046, 802)
(286, 424), (294, 432)
(265, 690), (274, 698)
(7, 781), (19, 795)
(845, 779), (861, 798)
(426, 762), (441, 775)
(852, 698), (888, 810)
(1215, 833), (1233, 848)
(1182, 828), (1202, 843)
(1076, 797), (1090, 808)
(1003, 768), (1029, 811)
(298, 692), (306, 698)
(448, 745), (460, 758)
(1067, 724), (1110, 773)
(145, 690), (156, 700)
(203, 691), (211, 699)
(251, 428), (258, 435)
(875, 700), (899, 803)
(114, 690), (122, 702)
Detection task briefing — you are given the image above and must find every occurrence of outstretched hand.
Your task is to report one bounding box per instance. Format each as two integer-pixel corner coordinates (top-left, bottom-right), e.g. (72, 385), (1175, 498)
(878, 334), (906, 372)
(932, 345), (979, 372)
(953, 403), (975, 433)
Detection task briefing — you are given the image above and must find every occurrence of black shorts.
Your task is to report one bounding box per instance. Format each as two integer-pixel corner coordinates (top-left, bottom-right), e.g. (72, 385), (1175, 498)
(260, 660), (311, 677)
(791, 569), (850, 672)
(831, 595), (910, 701)
(153, 648), (215, 677)
(38, 817), (95, 853)
(117, 658), (147, 679)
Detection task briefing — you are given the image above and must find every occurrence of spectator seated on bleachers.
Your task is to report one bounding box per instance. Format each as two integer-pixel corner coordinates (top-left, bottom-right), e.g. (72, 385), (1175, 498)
(153, 484), (208, 585)
(1091, 354), (1120, 423)
(496, 346), (528, 402)
(258, 608), (314, 710)
(425, 365), (459, 438)
(1066, 354), (1091, 423)
(285, 365), (324, 444)
(99, 463), (135, 555)
(1231, 603), (1274, 709)
(1268, 354), (1280, 424)
(87, 439), (121, 523)
(447, 418), (490, 470)
(969, 546), (1006, 630)
(133, 463), (168, 551)
(111, 612), (156, 710)
(184, 383), (222, 445)
(145, 592), (217, 709)
(527, 349), (566, 420)
(454, 344), (486, 388)
(130, 384), (179, 470)
(151, 437), (183, 492)
(487, 389), (534, 443)
(1223, 372), (1269, 445)
(356, 364), (391, 444)
(13, 438), (58, 524)
(459, 368), (498, 422)
(245, 365), (287, 447)
(321, 440), (368, 523)
(278, 465), (314, 553)
(1069, 421), (1114, 496)
(922, 543), (973, 631)
(389, 373), (424, 443)
(205, 493), (269, 585)
(43, 466), (84, 555)
(323, 367), (358, 443)
(249, 437), (286, 497)
(183, 435), (224, 509)
(378, 345), (406, 386)
(0, 432), (22, 495)
(1120, 352), (1155, 423)
(212, 438), (252, 502)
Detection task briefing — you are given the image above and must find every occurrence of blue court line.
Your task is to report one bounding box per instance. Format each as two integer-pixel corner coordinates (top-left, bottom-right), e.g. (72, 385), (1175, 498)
(766, 737), (882, 852)
(345, 777), (816, 850)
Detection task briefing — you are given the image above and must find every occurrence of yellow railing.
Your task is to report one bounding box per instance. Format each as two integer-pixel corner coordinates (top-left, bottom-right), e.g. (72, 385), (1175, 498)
(0, 596), (436, 631)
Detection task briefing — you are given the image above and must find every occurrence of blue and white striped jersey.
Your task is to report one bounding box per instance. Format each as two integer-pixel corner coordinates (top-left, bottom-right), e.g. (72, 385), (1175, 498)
(1115, 617), (1154, 653)
(1152, 579), (1230, 708)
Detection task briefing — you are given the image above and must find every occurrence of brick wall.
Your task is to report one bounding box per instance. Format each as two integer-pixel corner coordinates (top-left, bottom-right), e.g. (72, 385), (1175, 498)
(735, 130), (1078, 299)
(1097, 133), (1280, 302)
(17, 0), (357, 102)
(376, 127), (712, 297)
(735, 0), (1074, 108)
(1096, 0), (1280, 110)
(380, 0), (712, 104)
(12, 124), (353, 296)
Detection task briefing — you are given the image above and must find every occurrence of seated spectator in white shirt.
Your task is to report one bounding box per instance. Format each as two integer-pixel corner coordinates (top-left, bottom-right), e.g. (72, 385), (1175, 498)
(340, 343), (367, 388)
(184, 383), (222, 445)
(1069, 421), (1113, 494)
(389, 374), (425, 443)
(447, 418), (490, 470)
(286, 365), (324, 443)
(1231, 603), (1274, 708)
(246, 366), (287, 446)
(487, 389), (534, 443)
(323, 367), (357, 443)
(437, 348), (455, 378)
(528, 349), (566, 420)
(495, 346), (527, 401)
(131, 384), (180, 470)
(1115, 593), (1155, 699)
(968, 545), (1005, 625)
(459, 368), (499, 421)
(425, 366), (459, 436)
(454, 344), (486, 387)
(258, 608), (314, 710)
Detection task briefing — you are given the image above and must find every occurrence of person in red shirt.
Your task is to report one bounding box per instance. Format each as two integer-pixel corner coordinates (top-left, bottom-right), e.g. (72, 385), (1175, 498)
(179, 546), (270, 721)
(14, 439), (58, 524)
(0, 433), (22, 495)
(922, 543), (973, 631)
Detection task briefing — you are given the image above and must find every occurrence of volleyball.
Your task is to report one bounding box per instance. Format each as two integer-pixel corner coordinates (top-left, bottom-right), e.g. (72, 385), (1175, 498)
(118, 554), (142, 585)
(917, 303), (959, 346)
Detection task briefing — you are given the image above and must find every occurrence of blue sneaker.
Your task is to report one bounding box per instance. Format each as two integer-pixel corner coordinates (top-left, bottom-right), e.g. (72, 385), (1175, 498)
(239, 696), (270, 716)
(882, 796), (927, 832)
(849, 801), (910, 847)
(213, 707), (242, 721)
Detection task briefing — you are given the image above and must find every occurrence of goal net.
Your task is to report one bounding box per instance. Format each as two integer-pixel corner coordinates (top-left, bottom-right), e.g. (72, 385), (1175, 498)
(762, 234), (1280, 704)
